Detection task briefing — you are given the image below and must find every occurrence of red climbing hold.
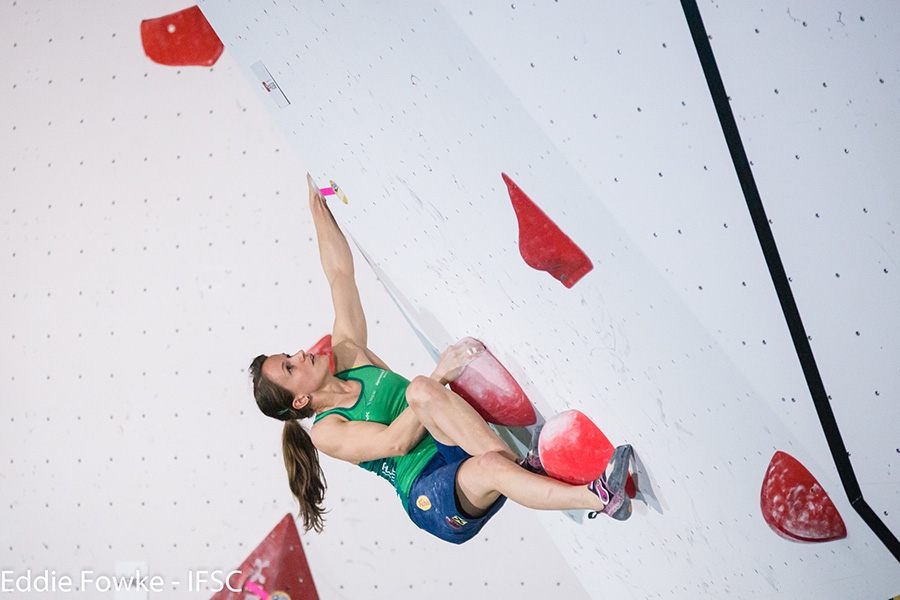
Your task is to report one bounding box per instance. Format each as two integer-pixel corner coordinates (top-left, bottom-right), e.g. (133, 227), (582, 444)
(538, 410), (614, 485)
(210, 513), (319, 600)
(449, 340), (536, 427)
(502, 173), (593, 288)
(307, 334), (336, 374)
(760, 451), (847, 543)
(140, 6), (223, 67)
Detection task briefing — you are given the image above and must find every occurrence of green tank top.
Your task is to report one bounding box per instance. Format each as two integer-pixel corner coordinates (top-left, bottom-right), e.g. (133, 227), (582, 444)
(314, 365), (437, 511)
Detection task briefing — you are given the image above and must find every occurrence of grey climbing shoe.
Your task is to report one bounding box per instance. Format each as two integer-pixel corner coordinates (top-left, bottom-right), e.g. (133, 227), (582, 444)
(587, 444), (633, 521)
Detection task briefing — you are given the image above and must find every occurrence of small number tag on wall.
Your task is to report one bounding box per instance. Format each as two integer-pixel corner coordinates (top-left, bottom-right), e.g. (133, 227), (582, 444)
(250, 61), (290, 108)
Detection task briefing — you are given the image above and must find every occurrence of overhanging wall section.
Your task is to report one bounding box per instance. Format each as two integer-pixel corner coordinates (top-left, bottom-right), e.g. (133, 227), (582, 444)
(200, 0), (900, 597)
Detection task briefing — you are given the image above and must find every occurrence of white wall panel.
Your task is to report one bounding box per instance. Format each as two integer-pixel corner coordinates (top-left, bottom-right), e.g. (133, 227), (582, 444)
(197, 0), (900, 598)
(695, 0), (900, 560)
(2, 2), (589, 599)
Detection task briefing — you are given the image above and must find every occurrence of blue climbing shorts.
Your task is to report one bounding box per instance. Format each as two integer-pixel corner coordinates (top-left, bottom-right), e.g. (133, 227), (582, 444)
(406, 441), (507, 544)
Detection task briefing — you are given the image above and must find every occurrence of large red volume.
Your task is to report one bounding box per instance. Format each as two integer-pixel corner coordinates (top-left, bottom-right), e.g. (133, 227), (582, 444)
(502, 173), (593, 288)
(210, 514), (319, 600)
(538, 410), (614, 485)
(760, 451), (847, 542)
(141, 6), (224, 67)
(307, 334), (336, 374)
(449, 339), (537, 427)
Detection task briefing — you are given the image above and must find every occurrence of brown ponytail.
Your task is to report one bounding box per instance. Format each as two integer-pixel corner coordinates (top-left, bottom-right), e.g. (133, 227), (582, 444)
(282, 419), (327, 532)
(249, 354), (328, 532)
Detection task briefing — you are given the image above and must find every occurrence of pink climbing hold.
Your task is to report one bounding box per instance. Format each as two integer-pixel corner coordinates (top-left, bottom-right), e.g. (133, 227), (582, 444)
(538, 410), (614, 485)
(210, 514), (319, 600)
(140, 6), (224, 67)
(244, 581), (269, 600)
(307, 334), (335, 374)
(449, 339), (536, 427)
(760, 451), (847, 543)
(502, 173), (593, 288)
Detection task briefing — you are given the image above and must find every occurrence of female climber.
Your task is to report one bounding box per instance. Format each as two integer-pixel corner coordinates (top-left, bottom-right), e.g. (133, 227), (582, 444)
(249, 174), (632, 544)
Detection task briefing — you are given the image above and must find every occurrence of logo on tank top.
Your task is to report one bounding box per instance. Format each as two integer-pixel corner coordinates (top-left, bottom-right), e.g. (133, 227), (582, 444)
(379, 461), (396, 483)
(364, 370), (388, 420)
(364, 372), (387, 410)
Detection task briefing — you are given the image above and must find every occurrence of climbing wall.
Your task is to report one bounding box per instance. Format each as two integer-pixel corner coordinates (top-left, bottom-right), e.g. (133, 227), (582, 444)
(0, 1), (590, 599)
(196, 0), (900, 597)
(3, 0), (898, 599)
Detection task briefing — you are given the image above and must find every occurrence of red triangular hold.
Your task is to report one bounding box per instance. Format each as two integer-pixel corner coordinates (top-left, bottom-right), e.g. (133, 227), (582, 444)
(448, 338), (536, 427)
(502, 173), (593, 288)
(538, 410), (614, 485)
(141, 6), (224, 67)
(307, 334), (336, 374)
(210, 514), (319, 600)
(760, 451), (847, 543)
